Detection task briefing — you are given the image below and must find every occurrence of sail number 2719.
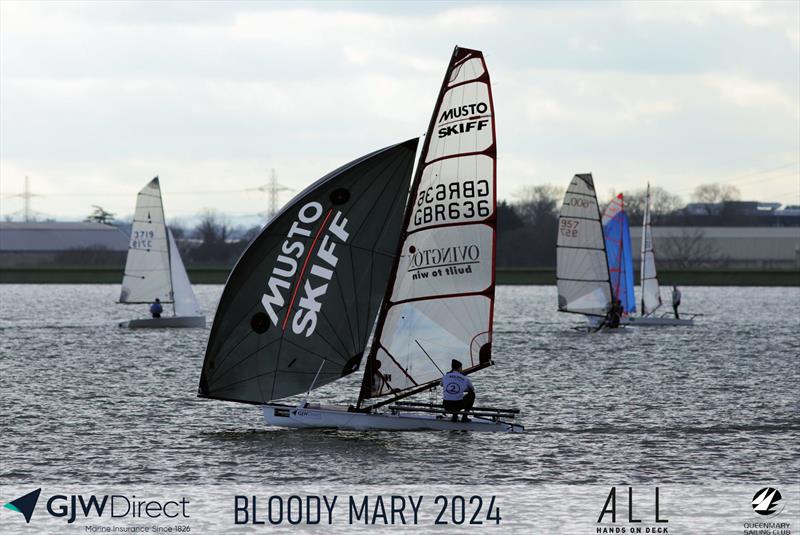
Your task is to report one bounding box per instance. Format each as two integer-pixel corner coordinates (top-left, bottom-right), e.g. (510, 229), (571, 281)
(434, 495), (501, 525)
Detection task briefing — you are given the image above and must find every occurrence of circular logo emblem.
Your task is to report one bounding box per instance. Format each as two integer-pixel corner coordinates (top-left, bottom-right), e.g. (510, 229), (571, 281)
(751, 488), (784, 517)
(445, 383), (460, 394)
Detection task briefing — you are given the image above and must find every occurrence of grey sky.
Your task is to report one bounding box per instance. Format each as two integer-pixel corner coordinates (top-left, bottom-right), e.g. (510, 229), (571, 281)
(1, 0), (798, 221)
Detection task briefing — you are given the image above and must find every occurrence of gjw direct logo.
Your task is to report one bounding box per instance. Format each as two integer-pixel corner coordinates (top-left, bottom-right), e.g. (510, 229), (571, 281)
(751, 487), (784, 517)
(3, 488), (189, 524)
(3, 488), (41, 523)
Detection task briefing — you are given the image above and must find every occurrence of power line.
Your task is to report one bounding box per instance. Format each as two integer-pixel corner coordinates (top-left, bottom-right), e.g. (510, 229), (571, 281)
(245, 169), (295, 220)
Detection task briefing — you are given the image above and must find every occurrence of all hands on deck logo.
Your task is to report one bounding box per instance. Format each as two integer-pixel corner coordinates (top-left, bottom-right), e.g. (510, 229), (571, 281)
(751, 487), (784, 517)
(3, 488), (41, 523)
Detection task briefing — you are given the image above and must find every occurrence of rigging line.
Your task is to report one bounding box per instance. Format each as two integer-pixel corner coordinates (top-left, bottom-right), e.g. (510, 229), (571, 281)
(378, 343), (420, 387)
(415, 339), (444, 375)
(353, 165), (411, 347)
(209, 337), (283, 386)
(315, 306), (354, 359)
(341, 150), (410, 345)
(281, 336), (344, 367)
(344, 246), (362, 350)
(209, 299), (270, 377)
(212, 367), (278, 396)
(342, 148), (406, 239)
(267, 336), (284, 401)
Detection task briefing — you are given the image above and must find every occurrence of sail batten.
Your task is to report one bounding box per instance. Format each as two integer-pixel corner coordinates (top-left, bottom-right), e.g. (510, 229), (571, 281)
(556, 173), (613, 317)
(359, 46), (497, 404)
(198, 140), (419, 404)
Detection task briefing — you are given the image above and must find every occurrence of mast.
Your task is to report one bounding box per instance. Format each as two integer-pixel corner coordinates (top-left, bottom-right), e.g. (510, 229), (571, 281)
(600, 188), (614, 310)
(358, 46), (497, 408)
(640, 184), (649, 315)
(639, 182), (662, 316)
(357, 53), (456, 407)
(612, 195), (624, 303)
(156, 177), (176, 317)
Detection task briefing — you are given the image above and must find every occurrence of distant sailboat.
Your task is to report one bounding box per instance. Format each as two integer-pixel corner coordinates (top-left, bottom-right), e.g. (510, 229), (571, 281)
(602, 193), (636, 315)
(198, 46), (521, 432)
(556, 173), (615, 328)
(118, 177), (205, 329)
(623, 183), (694, 327)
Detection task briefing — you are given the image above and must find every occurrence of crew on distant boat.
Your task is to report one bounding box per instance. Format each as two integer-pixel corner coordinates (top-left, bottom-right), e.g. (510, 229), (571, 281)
(672, 286), (682, 319)
(441, 359), (475, 423)
(150, 298), (163, 319)
(601, 299), (623, 329)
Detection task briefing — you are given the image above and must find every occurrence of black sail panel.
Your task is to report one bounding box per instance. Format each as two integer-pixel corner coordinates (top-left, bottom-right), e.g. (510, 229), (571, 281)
(199, 139), (419, 404)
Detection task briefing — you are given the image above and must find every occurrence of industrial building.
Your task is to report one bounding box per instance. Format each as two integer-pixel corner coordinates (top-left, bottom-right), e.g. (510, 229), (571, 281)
(0, 222), (129, 266)
(630, 226), (800, 269)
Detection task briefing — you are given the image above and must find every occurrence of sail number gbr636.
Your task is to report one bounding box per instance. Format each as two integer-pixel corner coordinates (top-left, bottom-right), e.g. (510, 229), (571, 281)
(414, 179), (491, 226)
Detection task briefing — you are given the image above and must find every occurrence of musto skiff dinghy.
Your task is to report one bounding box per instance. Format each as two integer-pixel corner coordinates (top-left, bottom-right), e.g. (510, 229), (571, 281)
(118, 177), (205, 328)
(198, 47), (522, 433)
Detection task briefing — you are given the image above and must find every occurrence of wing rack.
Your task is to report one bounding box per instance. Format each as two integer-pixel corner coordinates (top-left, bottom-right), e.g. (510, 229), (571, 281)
(389, 401), (519, 421)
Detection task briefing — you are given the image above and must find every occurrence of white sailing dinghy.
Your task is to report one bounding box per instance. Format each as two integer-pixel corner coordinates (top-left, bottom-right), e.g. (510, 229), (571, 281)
(556, 174), (618, 331)
(198, 47), (522, 432)
(622, 183), (695, 327)
(118, 177), (205, 329)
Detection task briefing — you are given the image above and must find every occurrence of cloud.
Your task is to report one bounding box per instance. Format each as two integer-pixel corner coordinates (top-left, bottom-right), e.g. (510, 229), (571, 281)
(1, 1), (799, 219)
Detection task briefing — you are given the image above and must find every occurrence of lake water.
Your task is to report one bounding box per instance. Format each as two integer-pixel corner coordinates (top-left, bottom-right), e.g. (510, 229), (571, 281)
(1, 284), (797, 485)
(0, 284), (798, 532)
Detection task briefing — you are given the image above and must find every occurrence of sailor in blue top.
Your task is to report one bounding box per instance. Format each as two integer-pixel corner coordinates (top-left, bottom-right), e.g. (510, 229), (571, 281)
(441, 359), (476, 423)
(150, 298), (163, 319)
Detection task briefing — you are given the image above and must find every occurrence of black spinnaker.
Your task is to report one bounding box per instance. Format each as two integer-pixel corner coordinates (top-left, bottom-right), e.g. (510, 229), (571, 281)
(198, 139), (419, 404)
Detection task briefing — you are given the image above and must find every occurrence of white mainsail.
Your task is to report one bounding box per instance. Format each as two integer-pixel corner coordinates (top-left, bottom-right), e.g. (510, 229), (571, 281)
(640, 183), (663, 315)
(120, 177), (172, 304)
(556, 174), (613, 317)
(120, 176), (202, 319)
(360, 46), (497, 401)
(168, 229), (202, 317)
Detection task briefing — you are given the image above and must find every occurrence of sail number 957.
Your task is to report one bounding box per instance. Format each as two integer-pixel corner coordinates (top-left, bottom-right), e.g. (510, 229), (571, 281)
(434, 495), (501, 525)
(560, 218), (580, 237)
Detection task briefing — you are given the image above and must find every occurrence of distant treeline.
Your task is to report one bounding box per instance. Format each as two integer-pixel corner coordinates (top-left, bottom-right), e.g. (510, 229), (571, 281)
(158, 184), (793, 269)
(93, 182), (794, 269)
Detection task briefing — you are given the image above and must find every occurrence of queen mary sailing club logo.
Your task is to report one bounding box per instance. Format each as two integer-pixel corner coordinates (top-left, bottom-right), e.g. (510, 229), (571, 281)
(751, 487), (785, 517)
(260, 201), (350, 337)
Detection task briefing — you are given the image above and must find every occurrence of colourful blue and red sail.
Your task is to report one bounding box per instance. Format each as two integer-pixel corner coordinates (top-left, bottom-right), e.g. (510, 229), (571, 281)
(602, 194), (636, 314)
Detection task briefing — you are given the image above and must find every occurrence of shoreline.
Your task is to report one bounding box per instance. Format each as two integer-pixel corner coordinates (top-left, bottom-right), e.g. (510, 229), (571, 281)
(1, 267), (798, 286)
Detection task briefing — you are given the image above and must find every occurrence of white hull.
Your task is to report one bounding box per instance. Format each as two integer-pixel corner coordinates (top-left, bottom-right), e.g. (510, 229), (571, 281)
(622, 316), (694, 327)
(262, 404), (523, 433)
(119, 316), (206, 329)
